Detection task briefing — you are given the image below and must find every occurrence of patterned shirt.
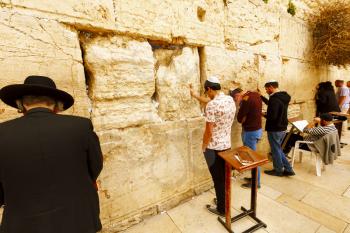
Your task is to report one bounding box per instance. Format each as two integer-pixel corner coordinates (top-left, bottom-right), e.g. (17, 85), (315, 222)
(205, 92), (236, 150)
(303, 124), (337, 141)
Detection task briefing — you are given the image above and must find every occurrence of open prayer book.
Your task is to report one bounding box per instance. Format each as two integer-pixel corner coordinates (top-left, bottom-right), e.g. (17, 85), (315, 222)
(234, 150), (256, 166)
(291, 120), (308, 132)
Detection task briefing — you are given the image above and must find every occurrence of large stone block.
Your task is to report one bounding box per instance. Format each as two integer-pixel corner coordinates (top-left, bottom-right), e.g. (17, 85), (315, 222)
(154, 47), (201, 121)
(225, 0), (280, 55)
(81, 35), (161, 130)
(300, 100), (316, 121)
(97, 120), (205, 229)
(204, 47), (260, 92)
(258, 54), (283, 88)
(174, 0), (225, 46)
(188, 117), (210, 187)
(280, 15), (312, 60)
(0, 8), (89, 121)
(5, 0), (115, 30)
(281, 59), (319, 103)
(327, 66), (350, 84)
(114, 0), (173, 41)
(114, 0), (224, 46)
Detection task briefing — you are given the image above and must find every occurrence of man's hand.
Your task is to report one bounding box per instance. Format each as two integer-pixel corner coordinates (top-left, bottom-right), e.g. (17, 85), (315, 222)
(257, 88), (261, 95)
(313, 117), (321, 124)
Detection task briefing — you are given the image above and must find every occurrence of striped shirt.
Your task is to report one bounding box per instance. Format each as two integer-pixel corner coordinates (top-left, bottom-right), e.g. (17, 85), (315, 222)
(303, 124), (337, 141)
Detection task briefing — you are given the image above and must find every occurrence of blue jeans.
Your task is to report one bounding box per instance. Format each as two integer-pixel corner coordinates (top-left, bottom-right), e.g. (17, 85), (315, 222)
(241, 129), (262, 185)
(267, 131), (293, 173)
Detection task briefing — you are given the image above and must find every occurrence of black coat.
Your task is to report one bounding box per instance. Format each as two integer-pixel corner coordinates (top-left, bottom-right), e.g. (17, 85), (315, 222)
(0, 108), (103, 233)
(262, 91), (291, 131)
(315, 89), (340, 115)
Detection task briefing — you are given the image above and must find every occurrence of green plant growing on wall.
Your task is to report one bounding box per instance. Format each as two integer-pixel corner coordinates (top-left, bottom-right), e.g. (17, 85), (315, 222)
(263, 0), (268, 3)
(287, 1), (296, 16)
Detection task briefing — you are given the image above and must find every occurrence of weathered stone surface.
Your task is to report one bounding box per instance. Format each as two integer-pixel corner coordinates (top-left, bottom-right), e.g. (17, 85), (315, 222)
(114, 0), (224, 46)
(281, 59), (319, 103)
(188, 117), (211, 187)
(258, 54), (283, 87)
(4, 0), (115, 30)
(204, 47), (260, 93)
(225, 0), (280, 55)
(174, 0), (225, 46)
(327, 66), (350, 84)
(0, 8), (89, 120)
(280, 16), (312, 60)
(154, 47), (201, 121)
(97, 120), (206, 230)
(82, 35), (161, 130)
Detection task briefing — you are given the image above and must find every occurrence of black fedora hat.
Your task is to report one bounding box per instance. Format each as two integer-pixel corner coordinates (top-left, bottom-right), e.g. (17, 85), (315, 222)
(0, 75), (74, 110)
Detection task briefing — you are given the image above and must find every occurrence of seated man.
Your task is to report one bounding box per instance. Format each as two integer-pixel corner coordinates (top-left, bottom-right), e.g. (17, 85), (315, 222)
(303, 113), (338, 142)
(284, 113), (337, 153)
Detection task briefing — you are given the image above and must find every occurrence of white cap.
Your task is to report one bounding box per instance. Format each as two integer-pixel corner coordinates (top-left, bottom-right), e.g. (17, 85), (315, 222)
(265, 80), (278, 84)
(207, 76), (220, 84)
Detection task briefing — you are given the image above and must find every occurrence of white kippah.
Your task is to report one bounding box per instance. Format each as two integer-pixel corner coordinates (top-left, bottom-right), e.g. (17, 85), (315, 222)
(265, 80), (278, 84)
(207, 76), (220, 84)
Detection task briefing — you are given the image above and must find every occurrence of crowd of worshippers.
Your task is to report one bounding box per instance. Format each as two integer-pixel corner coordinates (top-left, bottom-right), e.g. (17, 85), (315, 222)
(189, 77), (345, 217)
(0, 75), (347, 229)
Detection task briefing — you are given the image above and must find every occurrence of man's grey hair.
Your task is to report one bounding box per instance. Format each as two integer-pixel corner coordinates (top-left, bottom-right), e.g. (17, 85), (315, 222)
(16, 95), (64, 112)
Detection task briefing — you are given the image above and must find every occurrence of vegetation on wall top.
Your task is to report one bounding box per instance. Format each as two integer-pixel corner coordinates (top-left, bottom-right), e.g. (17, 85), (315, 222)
(287, 1), (296, 16)
(309, 1), (350, 67)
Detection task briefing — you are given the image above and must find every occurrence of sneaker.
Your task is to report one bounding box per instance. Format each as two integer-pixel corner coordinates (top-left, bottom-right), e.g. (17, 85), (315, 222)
(241, 182), (261, 189)
(264, 169), (283, 177)
(243, 177), (252, 182)
(206, 204), (225, 217)
(283, 170), (296, 176)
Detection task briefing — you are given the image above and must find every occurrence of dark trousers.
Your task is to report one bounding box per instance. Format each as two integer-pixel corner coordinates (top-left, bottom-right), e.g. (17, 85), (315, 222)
(204, 148), (226, 213)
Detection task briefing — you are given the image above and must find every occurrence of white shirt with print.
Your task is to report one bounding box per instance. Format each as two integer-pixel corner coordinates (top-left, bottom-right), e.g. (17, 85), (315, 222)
(205, 92), (236, 151)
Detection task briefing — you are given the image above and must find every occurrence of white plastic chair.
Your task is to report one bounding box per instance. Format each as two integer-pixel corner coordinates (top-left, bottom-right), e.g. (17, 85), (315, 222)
(290, 140), (324, 176)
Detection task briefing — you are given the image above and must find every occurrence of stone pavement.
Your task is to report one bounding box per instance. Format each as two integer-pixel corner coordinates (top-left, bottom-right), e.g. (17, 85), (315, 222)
(122, 134), (350, 233)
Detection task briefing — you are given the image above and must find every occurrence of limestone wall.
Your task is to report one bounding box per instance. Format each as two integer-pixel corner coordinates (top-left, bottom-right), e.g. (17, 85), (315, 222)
(0, 0), (349, 231)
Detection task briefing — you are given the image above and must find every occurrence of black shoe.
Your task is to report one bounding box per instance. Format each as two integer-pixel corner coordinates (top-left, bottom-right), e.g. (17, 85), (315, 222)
(243, 177), (252, 182)
(264, 169), (283, 177)
(241, 182), (261, 189)
(206, 204), (225, 217)
(283, 170), (295, 176)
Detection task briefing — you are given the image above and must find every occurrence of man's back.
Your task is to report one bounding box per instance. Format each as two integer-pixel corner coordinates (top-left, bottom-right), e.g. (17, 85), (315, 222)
(0, 108), (103, 233)
(303, 124), (338, 142)
(205, 93), (235, 150)
(237, 91), (262, 131)
(264, 91), (290, 131)
(337, 85), (350, 109)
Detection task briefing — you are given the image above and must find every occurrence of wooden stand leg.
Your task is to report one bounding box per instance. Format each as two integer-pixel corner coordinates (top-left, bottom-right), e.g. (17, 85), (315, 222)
(228, 167), (267, 233)
(250, 168), (258, 218)
(218, 162), (233, 232)
(225, 162), (232, 227)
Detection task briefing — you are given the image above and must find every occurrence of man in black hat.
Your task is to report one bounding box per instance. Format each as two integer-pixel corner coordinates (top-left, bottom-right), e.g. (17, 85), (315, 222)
(0, 76), (103, 233)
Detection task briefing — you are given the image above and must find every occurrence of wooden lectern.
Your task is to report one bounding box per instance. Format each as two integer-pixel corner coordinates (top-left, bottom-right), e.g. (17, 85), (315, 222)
(217, 146), (269, 233)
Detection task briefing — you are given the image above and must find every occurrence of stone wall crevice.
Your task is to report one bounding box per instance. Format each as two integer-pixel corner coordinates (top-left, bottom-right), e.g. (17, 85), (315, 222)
(78, 31), (94, 119)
